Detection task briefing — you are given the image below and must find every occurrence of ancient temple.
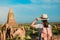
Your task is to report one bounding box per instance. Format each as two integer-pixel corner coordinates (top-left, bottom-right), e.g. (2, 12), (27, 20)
(6, 7), (17, 27)
(0, 7), (18, 40)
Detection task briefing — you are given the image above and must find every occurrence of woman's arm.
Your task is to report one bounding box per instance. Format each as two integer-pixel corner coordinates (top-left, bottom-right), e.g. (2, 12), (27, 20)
(31, 18), (40, 28)
(31, 20), (37, 28)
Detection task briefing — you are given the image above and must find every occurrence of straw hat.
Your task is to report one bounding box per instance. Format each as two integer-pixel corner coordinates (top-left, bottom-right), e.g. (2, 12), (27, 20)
(40, 14), (49, 20)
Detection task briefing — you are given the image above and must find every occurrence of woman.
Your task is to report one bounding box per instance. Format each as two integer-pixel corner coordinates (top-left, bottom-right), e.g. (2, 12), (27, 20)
(31, 14), (52, 40)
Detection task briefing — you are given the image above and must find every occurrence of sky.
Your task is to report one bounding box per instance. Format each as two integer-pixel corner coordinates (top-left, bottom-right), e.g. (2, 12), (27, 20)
(0, 0), (60, 23)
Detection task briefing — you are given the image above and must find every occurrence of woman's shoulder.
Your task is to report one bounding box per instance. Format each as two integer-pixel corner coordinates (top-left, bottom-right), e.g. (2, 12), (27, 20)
(35, 23), (43, 28)
(48, 24), (52, 29)
(48, 24), (52, 27)
(37, 23), (43, 26)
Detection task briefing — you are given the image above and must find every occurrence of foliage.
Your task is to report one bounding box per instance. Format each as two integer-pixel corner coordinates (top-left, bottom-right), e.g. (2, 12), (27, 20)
(0, 22), (60, 40)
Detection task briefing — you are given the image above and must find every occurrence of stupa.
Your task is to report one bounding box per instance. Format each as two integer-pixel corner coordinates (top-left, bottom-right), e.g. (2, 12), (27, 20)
(6, 7), (17, 26)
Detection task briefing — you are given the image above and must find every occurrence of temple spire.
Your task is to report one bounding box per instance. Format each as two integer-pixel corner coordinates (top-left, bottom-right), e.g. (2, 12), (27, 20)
(9, 7), (13, 13)
(6, 7), (17, 26)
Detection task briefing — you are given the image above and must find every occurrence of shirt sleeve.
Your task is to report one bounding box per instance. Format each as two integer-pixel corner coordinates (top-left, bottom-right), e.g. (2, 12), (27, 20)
(35, 24), (42, 28)
(49, 24), (52, 29)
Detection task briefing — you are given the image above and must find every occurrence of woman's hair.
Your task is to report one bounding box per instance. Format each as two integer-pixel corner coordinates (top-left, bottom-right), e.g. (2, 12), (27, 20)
(42, 20), (49, 27)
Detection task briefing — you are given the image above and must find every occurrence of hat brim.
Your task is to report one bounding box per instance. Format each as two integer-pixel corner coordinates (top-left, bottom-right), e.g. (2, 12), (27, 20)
(40, 17), (49, 20)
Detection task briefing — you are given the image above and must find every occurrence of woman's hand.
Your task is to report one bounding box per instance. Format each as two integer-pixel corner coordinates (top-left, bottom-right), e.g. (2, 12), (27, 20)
(31, 17), (40, 28)
(36, 17), (40, 21)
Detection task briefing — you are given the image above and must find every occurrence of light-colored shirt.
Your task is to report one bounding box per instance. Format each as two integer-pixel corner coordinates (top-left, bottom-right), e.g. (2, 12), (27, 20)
(35, 24), (43, 28)
(35, 24), (52, 40)
(35, 24), (52, 29)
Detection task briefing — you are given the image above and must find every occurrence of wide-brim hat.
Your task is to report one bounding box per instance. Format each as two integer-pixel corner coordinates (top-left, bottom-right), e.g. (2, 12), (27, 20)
(40, 14), (49, 20)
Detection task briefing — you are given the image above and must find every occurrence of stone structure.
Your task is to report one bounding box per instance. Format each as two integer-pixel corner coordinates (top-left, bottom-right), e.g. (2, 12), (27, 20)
(5, 7), (17, 39)
(7, 7), (17, 27)
(2, 7), (18, 40)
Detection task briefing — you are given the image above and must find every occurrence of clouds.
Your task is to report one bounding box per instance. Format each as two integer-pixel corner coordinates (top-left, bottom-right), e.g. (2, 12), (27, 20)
(30, 0), (40, 4)
(0, 0), (60, 23)
(30, 0), (60, 4)
(12, 4), (60, 22)
(52, 0), (60, 3)
(0, 0), (60, 6)
(0, 7), (9, 23)
(41, 0), (60, 2)
(0, 3), (60, 23)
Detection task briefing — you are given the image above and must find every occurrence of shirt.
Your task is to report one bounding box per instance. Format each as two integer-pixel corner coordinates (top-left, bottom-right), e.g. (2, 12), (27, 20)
(35, 24), (52, 40)
(35, 24), (52, 29)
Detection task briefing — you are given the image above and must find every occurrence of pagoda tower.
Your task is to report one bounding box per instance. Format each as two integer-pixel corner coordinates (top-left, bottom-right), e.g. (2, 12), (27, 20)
(6, 7), (17, 27)
(1, 7), (17, 40)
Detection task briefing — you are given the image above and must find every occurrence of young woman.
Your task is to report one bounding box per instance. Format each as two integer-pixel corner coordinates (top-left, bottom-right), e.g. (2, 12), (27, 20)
(31, 14), (52, 40)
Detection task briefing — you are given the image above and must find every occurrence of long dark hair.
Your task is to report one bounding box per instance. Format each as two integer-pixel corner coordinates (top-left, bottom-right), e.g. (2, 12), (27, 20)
(42, 20), (49, 28)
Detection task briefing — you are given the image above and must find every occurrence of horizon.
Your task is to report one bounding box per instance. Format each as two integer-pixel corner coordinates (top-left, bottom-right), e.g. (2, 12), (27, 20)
(0, 0), (60, 23)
